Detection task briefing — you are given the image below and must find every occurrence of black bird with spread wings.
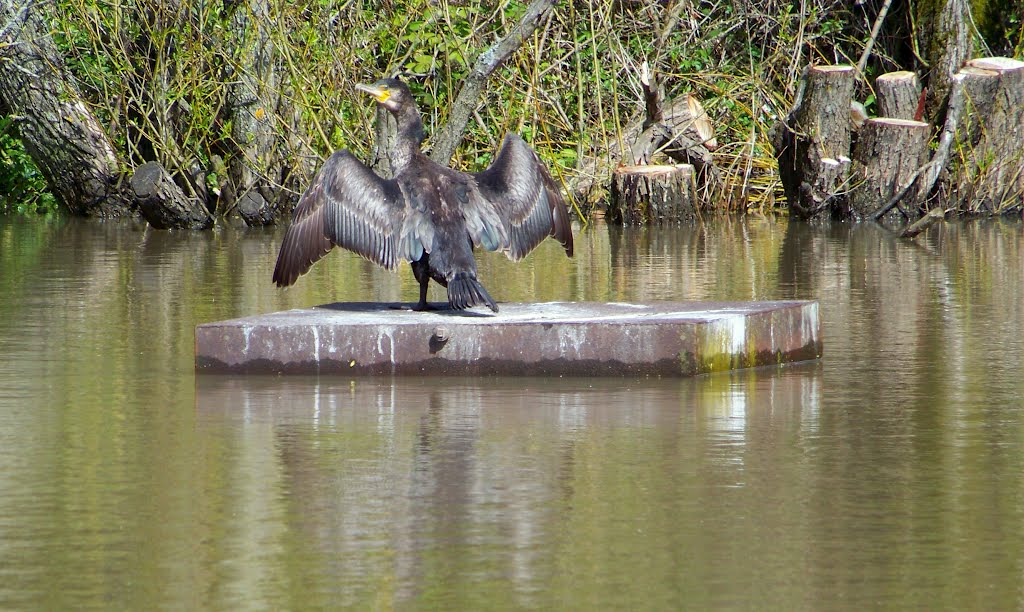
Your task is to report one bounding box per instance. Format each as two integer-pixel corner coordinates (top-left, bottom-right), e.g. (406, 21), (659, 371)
(272, 78), (574, 313)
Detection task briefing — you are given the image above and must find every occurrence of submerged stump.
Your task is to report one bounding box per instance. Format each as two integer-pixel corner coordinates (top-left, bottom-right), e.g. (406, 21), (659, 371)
(236, 191), (275, 227)
(608, 164), (697, 224)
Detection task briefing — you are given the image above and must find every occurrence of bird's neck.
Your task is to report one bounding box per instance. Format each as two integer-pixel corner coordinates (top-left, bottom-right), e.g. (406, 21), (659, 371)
(390, 107), (425, 174)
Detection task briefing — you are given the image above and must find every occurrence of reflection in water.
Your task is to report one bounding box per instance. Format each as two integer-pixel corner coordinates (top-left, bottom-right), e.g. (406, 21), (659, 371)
(1, 217), (1023, 608)
(194, 370), (823, 608)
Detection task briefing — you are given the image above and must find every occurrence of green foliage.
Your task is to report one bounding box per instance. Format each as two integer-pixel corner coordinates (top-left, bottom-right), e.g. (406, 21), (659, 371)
(973, 0), (1024, 57)
(0, 118), (59, 216)
(5, 0), (902, 216)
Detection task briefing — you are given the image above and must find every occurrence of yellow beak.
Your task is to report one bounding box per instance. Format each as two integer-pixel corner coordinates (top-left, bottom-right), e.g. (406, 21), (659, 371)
(355, 83), (390, 103)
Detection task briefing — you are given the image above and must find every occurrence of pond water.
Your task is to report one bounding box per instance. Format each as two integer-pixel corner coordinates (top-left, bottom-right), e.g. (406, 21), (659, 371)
(1, 217), (1022, 609)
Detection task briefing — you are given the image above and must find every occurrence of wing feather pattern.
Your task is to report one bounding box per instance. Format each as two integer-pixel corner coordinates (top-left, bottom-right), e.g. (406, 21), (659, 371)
(436, 170), (506, 253)
(472, 134), (574, 261)
(272, 151), (415, 287)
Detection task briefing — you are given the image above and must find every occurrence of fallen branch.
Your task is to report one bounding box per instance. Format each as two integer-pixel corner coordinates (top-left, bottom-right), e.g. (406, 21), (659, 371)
(899, 207), (946, 238)
(918, 71), (968, 199)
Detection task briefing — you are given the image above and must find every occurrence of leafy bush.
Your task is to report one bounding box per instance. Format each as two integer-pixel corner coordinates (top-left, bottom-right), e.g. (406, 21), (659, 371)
(4, 0), (1018, 218)
(0, 118), (58, 216)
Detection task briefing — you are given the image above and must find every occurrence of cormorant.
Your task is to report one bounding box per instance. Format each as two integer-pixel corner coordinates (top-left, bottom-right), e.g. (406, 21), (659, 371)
(272, 77), (574, 313)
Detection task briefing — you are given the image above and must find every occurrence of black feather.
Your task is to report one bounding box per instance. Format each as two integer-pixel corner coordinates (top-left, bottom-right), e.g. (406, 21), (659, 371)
(272, 78), (573, 311)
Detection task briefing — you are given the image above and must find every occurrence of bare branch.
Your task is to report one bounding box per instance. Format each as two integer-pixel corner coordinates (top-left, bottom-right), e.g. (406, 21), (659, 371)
(856, 0), (893, 75)
(430, 0), (556, 165)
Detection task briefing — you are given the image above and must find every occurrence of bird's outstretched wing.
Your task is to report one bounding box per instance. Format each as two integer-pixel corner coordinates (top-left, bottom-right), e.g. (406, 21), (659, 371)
(473, 134), (574, 260)
(272, 151), (424, 287)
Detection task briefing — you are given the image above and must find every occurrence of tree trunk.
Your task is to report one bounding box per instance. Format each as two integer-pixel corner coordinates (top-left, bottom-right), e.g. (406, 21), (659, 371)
(952, 57), (1024, 213)
(371, 107), (398, 178)
(275, 81), (318, 209)
(608, 164), (697, 225)
(849, 118), (931, 223)
(772, 65), (856, 219)
(0, 1), (133, 217)
(875, 71), (922, 120)
(916, 0), (974, 123)
(226, 0), (280, 225)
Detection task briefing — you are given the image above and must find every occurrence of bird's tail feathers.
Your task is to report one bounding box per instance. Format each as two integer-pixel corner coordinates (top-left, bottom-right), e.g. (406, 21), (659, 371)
(448, 273), (498, 313)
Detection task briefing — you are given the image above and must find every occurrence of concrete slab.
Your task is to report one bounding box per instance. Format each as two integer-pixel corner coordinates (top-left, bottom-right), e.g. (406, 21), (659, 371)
(195, 301), (822, 377)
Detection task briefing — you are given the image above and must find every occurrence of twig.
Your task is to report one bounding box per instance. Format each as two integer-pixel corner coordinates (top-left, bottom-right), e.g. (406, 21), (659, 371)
(653, 0), (689, 66)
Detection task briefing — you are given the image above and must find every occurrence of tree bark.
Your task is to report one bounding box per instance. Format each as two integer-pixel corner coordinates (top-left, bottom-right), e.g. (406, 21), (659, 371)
(849, 118), (931, 222)
(772, 65), (856, 219)
(0, 1), (132, 217)
(130, 161), (213, 229)
(952, 57), (1024, 212)
(875, 71), (921, 120)
(608, 164), (697, 225)
(915, 0), (974, 123)
(225, 0), (280, 225)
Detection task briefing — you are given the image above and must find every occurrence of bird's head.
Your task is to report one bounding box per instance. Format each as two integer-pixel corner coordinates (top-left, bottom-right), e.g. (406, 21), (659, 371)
(355, 78), (412, 114)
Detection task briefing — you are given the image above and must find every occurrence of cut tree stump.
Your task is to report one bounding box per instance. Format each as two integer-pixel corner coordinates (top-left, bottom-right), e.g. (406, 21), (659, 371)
(573, 63), (719, 215)
(774, 58), (1022, 221)
(772, 65), (856, 218)
(608, 164), (697, 225)
(953, 57), (1024, 212)
(130, 161), (213, 230)
(236, 191), (275, 227)
(850, 118), (931, 222)
(876, 71), (922, 120)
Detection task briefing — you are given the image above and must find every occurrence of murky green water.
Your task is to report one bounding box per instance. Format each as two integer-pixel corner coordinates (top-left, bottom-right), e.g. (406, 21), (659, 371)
(1, 217), (1022, 609)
